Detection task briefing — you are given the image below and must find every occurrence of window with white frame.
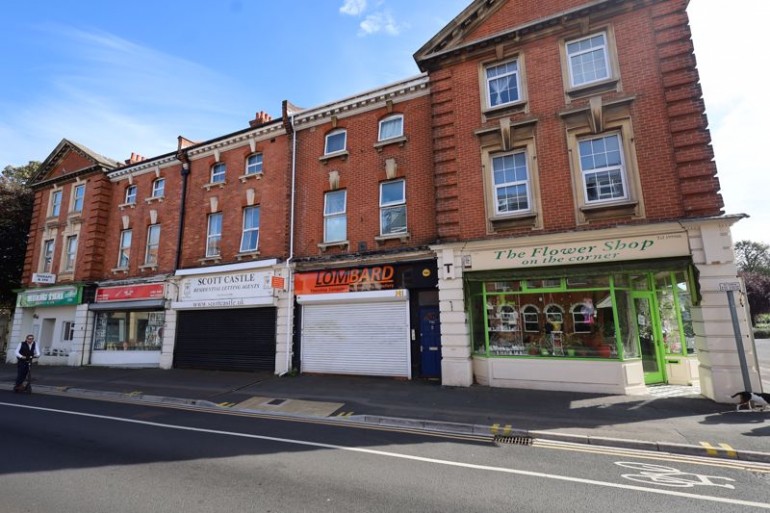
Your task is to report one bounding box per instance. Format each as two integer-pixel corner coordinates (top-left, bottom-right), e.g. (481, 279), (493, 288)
(125, 185), (137, 204)
(378, 115), (404, 141)
(566, 32), (610, 88)
(492, 150), (530, 214)
(324, 129), (347, 155)
(117, 229), (132, 268)
(42, 239), (55, 273)
(64, 235), (77, 271)
(62, 321), (75, 342)
(144, 225), (160, 266)
(51, 190), (62, 217)
(151, 178), (165, 198)
(211, 163), (226, 183)
(379, 180), (407, 235)
(240, 207), (260, 253)
(578, 133), (627, 203)
(522, 305), (540, 332)
(72, 184), (85, 213)
(485, 59), (520, 108)
(246, 153), (263, 175)
(207, 212), (223, 257)
(323, 190), (347, 243)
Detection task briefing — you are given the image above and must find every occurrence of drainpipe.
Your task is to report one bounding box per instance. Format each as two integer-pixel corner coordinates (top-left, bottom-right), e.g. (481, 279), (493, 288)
(175, 157), (191, 271)
(282, 103), (298, 375)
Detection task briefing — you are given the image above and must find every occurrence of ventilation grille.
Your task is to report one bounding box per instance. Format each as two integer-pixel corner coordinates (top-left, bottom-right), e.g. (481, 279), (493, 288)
(494, 435), (533, 446)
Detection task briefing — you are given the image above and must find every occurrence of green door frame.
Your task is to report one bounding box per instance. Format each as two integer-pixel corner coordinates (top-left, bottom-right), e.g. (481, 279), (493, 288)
(631, 291), (666, 384)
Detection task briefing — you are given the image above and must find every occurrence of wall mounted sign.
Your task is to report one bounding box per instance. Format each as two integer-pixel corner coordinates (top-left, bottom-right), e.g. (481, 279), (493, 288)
(295, 265), (396, 295)
(18, 286), (80, 307)
(95, 283), (165, 302)
(176, 269), (274, 305)
(470, 232), (690, 270)
(31, 273), (56, 284)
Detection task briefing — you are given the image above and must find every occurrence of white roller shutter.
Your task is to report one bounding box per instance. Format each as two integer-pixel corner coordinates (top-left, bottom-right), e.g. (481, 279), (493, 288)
(299, 290), (410, 378)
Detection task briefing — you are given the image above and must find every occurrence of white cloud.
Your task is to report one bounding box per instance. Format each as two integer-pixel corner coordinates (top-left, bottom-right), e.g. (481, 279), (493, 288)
(359, 11), (400, 36)
(340, 0), (367, 16)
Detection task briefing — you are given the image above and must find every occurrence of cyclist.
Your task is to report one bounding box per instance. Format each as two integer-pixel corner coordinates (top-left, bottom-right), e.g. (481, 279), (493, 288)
(14, 334), (40, 392)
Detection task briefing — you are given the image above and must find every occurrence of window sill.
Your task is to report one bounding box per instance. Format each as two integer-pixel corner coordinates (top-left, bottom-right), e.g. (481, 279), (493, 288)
(373, 136), (407, 152)
(489, 213), (537, 231)
(317, 240), (349, 252)
(58, 271), (74, 281)
(235, 251), (260, 261)
(45, 216), (60, 227)
(580, 200), (638, 221)
(199, 256), (223, 265)
(139, 264), (158, 271)
(144, 196), (164, 204)
(238, 172), (263, 183)
(482, 100), (528, 120)
(565, 78), (620, 101)
(111, 267), (130, 275)
(67, 212), (83, 224)
(118, 202), (137, 210)
(318, 150), (349, 164)
(374, 232), (410, 245)
(203, 181), (227, 191)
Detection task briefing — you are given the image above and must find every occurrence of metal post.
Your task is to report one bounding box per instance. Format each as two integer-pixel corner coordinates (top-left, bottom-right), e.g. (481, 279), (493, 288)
(725, 288), (752, 392)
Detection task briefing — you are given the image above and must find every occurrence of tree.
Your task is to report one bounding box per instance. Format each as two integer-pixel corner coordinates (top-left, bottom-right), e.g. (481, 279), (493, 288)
(734, 240), (770, 275)
(741, 272), (770, 325)
(0, 162), (38, 309)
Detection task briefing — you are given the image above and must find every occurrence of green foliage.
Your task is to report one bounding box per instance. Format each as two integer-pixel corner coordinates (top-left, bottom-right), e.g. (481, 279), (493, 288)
(734, 240), (770, 275)
(0, 162), (37, 308)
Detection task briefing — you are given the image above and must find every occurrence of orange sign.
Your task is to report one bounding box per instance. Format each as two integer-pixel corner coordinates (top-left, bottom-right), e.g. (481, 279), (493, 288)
(271, 276), (285, 290)
(295, 265), (395, 295)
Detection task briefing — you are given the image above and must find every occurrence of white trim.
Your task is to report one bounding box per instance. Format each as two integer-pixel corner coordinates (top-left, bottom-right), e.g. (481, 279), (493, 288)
(174, 258), (279, 276)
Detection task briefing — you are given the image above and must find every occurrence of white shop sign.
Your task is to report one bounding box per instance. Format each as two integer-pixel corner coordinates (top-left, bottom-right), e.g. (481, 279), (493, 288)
(470, 232), (690, 271)
(177, 270), (274, 303)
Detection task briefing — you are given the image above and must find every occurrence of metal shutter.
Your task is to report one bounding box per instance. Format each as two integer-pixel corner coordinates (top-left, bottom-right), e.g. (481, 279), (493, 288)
(301, 300), (410, 377)
(174, 308), (276, 371)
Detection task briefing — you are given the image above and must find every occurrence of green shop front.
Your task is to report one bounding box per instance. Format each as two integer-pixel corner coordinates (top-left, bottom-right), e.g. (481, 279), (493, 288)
(434, 225), (703, 394)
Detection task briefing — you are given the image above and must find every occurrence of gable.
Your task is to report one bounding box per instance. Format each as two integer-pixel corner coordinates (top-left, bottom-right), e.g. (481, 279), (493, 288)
(31, 139), (119, 186)
(414, 0), (635, 71)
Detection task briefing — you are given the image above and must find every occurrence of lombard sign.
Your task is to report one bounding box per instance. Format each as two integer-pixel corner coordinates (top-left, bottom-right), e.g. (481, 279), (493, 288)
(176, 269), (274, 308)
(295, 265), (395, 295)
(19, 286), (80, 307)
(471, 232), (690, 270)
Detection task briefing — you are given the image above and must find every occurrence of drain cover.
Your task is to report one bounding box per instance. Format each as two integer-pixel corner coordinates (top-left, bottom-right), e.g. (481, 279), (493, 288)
(494, 435), (533, 445)
(266, 398), (287, 406)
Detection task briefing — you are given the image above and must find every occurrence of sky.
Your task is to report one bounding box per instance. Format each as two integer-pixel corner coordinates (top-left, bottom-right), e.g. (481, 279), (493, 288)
(1, 0), (766, 245)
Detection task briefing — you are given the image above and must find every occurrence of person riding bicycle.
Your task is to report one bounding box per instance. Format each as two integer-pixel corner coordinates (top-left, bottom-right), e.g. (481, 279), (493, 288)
(14, 334), (40, 392)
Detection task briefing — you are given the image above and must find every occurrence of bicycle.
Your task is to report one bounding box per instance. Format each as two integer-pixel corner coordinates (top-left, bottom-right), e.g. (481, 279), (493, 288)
(614, 461), (736, 489)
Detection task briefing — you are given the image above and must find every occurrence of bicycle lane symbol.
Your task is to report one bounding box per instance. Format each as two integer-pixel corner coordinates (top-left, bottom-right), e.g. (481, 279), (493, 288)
(615, 461), (736, 490)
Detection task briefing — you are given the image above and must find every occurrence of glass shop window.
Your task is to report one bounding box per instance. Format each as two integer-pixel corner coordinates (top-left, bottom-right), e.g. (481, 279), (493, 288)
(92, 311), (165, 351)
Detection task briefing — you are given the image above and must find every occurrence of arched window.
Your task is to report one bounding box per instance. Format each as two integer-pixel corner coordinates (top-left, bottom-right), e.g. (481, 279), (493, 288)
(522, 305), (540, 332)
(378, 114), (404, 141)
(545, 304), (564, 331)
(571, 302), (594, 333)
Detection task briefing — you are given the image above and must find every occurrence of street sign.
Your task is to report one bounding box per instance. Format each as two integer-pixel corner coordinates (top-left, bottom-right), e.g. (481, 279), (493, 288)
(32, 273), (56, 284)
(719, 282), (741, 292)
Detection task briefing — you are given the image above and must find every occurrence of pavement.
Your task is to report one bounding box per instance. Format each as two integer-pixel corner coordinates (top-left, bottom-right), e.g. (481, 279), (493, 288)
(2, 355), (769, 464)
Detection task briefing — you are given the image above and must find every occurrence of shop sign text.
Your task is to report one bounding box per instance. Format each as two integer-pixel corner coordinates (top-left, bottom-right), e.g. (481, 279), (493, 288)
(178, 270), (273, 302)
(295, 265), (395, 294)
(474, 233), (689, 270)
(96, 283), (165, 302)
(19, 287), (80, 307)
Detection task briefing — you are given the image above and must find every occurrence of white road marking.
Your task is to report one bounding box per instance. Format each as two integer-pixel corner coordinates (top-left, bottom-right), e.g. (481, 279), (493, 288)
(3, 401), (769, 509)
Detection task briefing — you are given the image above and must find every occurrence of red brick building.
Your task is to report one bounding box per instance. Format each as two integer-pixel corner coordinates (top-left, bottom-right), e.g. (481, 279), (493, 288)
(9, 0), (757, 401)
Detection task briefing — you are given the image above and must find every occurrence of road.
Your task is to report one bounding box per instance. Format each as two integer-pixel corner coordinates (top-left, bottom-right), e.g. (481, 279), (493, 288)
(756, 338), (769, 391)
(1, 393), (768, 512)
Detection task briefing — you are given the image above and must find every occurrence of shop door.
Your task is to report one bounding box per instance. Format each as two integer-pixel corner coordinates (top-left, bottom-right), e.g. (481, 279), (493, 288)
(419, 306), (441, 378)
(632, 292), (665, 384)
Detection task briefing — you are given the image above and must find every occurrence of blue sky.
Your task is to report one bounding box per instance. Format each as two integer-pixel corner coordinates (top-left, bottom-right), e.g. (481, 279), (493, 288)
(1, 0), (767, 245)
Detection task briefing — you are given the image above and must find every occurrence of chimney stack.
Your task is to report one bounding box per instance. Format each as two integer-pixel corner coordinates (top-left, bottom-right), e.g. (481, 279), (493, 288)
(125, 152), (145, 165)
(249, 110), (273, 127)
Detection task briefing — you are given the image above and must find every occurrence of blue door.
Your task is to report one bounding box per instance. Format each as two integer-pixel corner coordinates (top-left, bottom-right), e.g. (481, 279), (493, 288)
(419, 306), (442, 378)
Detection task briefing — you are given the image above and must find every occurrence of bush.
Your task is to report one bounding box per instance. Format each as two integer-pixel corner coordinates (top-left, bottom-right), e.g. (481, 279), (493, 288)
(753, 328), (770, 339)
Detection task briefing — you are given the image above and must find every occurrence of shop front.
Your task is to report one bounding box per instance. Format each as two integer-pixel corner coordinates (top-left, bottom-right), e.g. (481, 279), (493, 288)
(170, 260), (282, 372)
(294, 260), (439, 379)
(88, 282), (167, 367)
(7, 285), (84, 366)
(431, 222), (750, 396)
